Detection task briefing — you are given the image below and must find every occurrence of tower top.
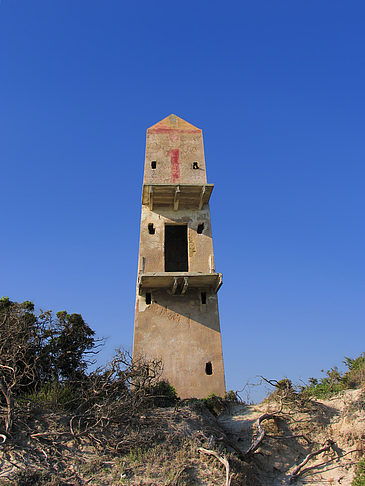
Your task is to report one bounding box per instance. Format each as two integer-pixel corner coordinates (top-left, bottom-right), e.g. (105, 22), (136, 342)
(148, 114), (201, 133)
(144, 114), (207, 185)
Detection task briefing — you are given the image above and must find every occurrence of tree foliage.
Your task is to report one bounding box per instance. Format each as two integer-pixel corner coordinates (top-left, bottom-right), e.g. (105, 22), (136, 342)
(0, 297), (99, 433)
(0, 297), (177, 444)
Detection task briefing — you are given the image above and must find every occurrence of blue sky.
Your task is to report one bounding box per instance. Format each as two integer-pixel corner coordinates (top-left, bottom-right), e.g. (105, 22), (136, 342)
(1, 1), (364, 401)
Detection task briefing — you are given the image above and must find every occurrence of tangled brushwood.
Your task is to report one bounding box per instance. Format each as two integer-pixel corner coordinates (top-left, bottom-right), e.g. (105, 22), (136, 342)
(0, 298), (179, 482)
(0, 299), (259, 485)
(1, 298), (364, 485)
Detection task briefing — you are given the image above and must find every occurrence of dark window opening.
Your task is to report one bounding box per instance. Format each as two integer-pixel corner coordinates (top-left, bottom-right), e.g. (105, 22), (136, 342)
(165, 225), (188, 272)
(146, 292), (151, 305)
(193, 162), (199, 169)
(197, 223), (204, 234)
(205, 362), (213, 375)
(148, 223), (155, 234)
(151, 161), (157, 169)
(201, 292), (207, 305)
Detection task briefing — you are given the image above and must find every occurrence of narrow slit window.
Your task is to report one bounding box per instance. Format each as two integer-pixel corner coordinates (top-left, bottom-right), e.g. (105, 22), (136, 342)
(201, 292), (207, 305)
(148, 223), (155, 234)
(205, 362), (213, 375)
(197, 223), (204, 234)
(193, 162), (199, 169)
(146, 292), (151, 305)
(151, 161), (157, 169)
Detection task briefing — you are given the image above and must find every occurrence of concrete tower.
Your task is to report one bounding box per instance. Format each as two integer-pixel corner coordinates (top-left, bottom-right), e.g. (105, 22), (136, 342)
(133, 114), (225, 399)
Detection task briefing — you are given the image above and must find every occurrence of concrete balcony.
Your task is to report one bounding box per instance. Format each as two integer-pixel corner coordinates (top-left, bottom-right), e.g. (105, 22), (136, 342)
(142, 183), (214, 210)
(138, 272), (222, 295)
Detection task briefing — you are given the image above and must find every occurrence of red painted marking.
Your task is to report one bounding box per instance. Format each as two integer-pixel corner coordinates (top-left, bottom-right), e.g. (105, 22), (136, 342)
(148, 127), (201, 134)
(169, 149), (180, 183)
(169, 132), (179, 142)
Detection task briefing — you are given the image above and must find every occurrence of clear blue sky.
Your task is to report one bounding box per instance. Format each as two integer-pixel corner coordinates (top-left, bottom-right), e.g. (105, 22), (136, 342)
(1, 1), (364, 401)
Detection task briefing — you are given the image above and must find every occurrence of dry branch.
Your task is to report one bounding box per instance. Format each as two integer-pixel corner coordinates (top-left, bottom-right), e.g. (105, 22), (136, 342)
(198, 447), (232, 486)
(242, 376), (297, 457)
(266, 433), (311, 443)
(244, 394), (285, 457)
(289, 439), (335, 482)
(244, 411), (277, 456)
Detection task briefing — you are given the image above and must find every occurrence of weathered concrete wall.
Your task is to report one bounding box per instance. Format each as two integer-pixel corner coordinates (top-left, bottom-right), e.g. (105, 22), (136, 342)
(133, 114), (225, 399)
(138, 207), (214, 274)
(133, 289), (225, 399)
(144, 115), (207, 185)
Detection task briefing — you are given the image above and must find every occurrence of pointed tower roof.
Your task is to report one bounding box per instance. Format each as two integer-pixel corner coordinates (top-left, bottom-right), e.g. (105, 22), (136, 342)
(148, 114), (201, 133)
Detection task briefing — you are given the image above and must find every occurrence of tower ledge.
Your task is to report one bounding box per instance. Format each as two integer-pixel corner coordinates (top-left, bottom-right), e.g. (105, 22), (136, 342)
(138, 272), (223, 295)
(142, 183), (214, 210)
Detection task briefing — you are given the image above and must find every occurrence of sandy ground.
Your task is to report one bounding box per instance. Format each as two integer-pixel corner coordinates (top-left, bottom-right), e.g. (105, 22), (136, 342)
(218, 388), (364, 485)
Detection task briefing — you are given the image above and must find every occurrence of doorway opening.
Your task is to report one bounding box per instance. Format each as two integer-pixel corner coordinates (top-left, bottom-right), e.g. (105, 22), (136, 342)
(165, 225), (188, 272)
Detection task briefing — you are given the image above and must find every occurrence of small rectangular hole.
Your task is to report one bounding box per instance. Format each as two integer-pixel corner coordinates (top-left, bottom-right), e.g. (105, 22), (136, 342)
(197, 223), (204, 234)
(205, 362), (212, 375)
(148, 223), (155, 234)
(151, 161), (157, 169)
(146, 293), (151, 305)
(193, 162), (199, 169)
(201, 292), (207, 305)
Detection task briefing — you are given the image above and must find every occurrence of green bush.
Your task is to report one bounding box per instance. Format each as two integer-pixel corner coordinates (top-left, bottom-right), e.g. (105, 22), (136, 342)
(224, 390), (240, 402)
(302, 354), (365, 399)
(276, 378), (291, 390)
(25, 383), (78, 410)
(303, 381), (346, 399)
(203, 393), (225, 416)
(352, 457), (365, 486)
(146, 380), (178, 407)
(343, 354), (365, 388)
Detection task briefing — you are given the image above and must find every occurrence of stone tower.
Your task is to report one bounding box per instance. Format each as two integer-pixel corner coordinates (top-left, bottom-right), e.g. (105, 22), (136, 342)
(133, 114), (225, 399)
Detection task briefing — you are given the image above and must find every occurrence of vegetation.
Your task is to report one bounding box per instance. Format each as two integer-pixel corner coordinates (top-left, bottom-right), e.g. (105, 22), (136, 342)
(302, 354), (365, 399)
(0, 297), (100, 433)
(1, 297), (364, 484)
(353, 457), (365, 486)
(0, 297), (190, 484)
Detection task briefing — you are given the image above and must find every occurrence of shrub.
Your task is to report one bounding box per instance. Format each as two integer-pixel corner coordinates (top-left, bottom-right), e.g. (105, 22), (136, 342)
(302, 354), (365, 399)
(303, 381), (346, 399)
(203, 394), (225, 416)
(225, 389), (240, 402)
(352, 457), (365, 486)
(146, 380), (178, 407)
(275, 378), (293, 392)
(25, 383), (78, 411)
(343, 354), (365, 388)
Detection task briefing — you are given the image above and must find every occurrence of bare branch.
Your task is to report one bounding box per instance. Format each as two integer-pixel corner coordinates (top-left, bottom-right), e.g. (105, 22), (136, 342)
(289, 439), (335, 482)
(199, 447), (232, 486)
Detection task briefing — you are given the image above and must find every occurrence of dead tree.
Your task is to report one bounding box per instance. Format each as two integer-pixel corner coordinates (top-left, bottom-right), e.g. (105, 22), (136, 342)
(0, 300), (39, 434)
